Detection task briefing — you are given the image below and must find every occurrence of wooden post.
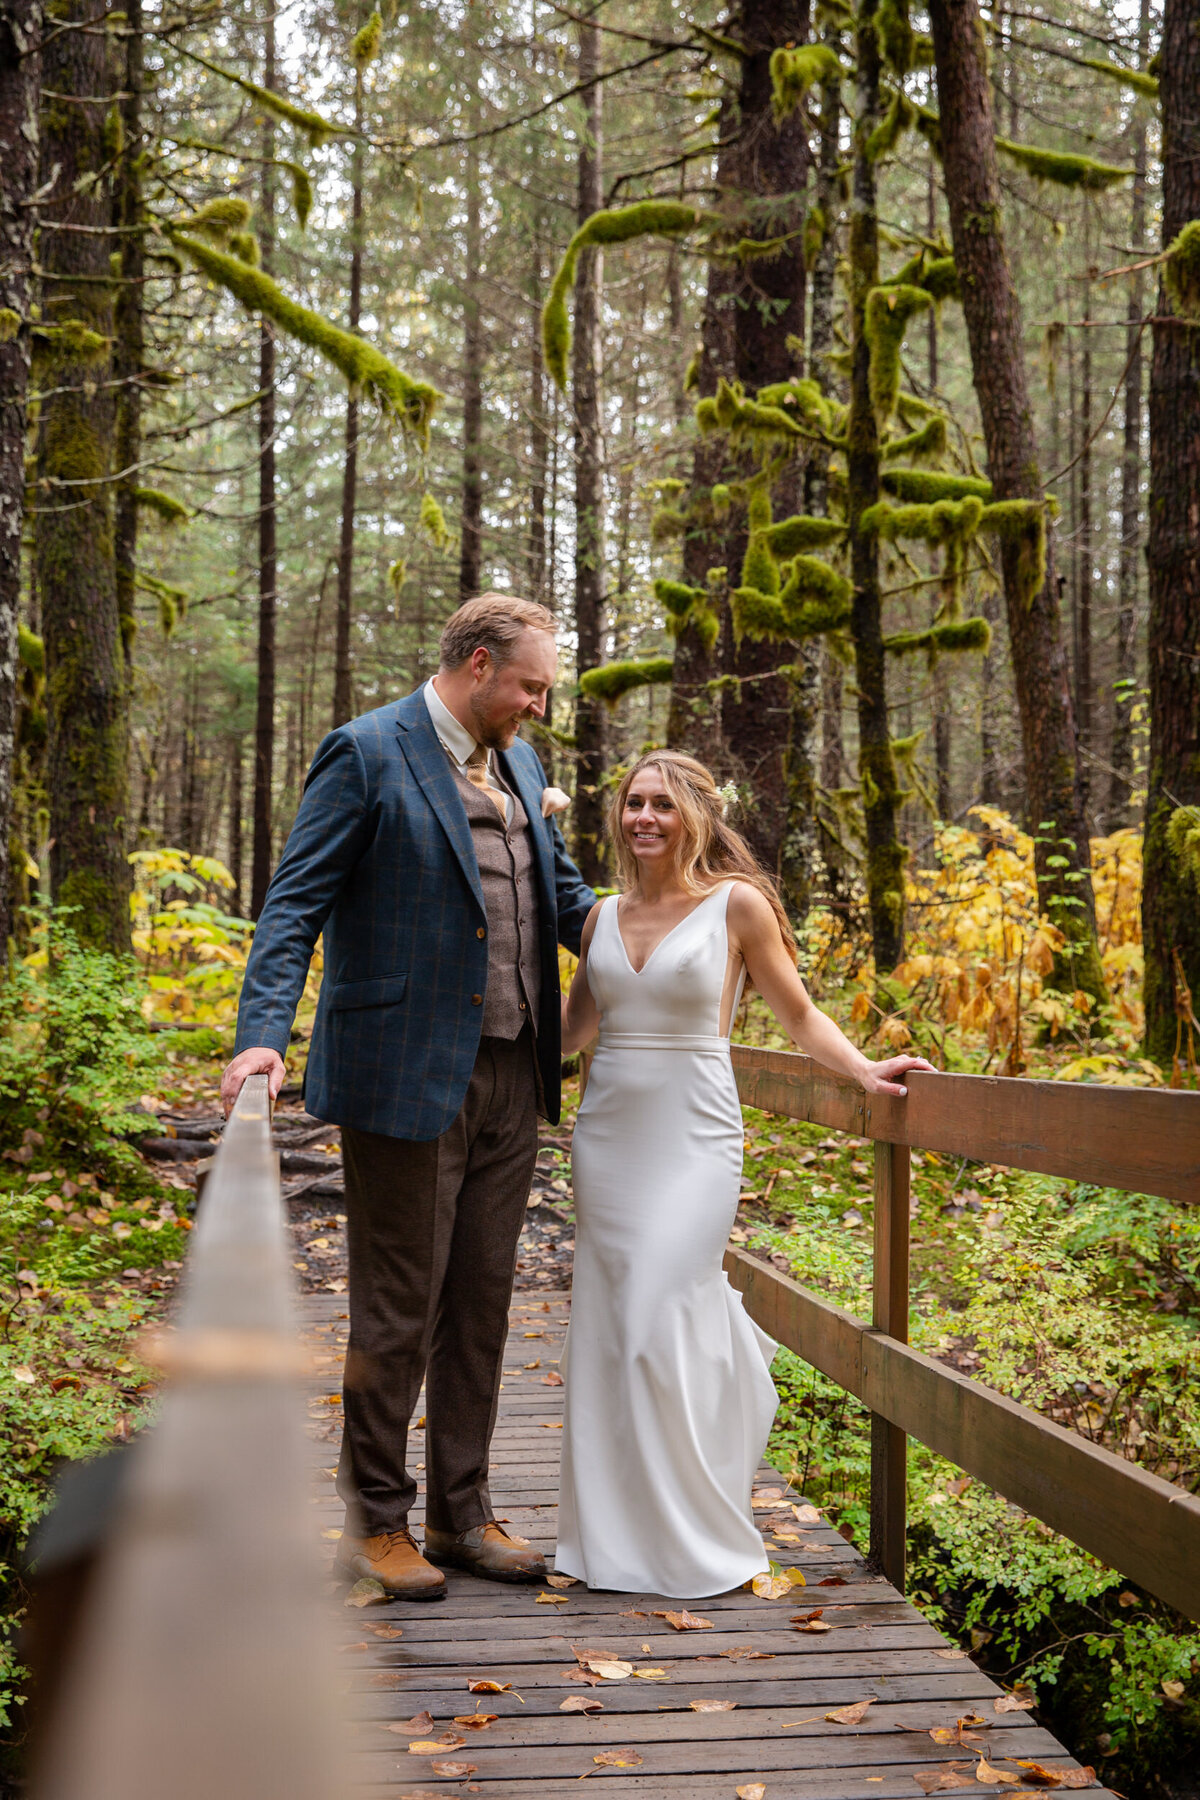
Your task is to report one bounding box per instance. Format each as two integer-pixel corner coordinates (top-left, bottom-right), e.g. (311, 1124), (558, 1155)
(869, 1135), (910, 1590)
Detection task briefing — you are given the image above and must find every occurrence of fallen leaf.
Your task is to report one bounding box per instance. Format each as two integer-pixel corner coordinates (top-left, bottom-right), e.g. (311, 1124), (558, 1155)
(546, 1573), (578, 1589)
(430, 1762), (477, 1779)
(12, 1367), (35, 1385)
(370, 1625), (405, 1639)
(736, 1787), (767, 1800)
(752, 1489), (784, 1507)
(721, 1647), (774, 1661)
(536, 1589), (569, 1605)
(654, 1609), (713, 1630)
(791, 1606), (833, 1633)
(407, 1734), (467, 1753)
(560, 1695), (604, 1713)
(689, 1698), (736, 1712)
(1117, 1590), (1139, 1607)
(631, 1667), (669, 1680)
(1015, 1768), (1097, 1791)
(578, 1656), (633, 1681)
(468, 1679), (510, 1693)
(975, 1759), (1020, 1786)
(912, 1770), (975, 1794)
(540, 1371), (564, 1386)
(523, 1358), (541, 1369)
(542, 1421), (563, 1429)
(1162, 1677), (1185, 1700)
(1057, 1774), (1098, 1790)
(593, 1750), (643, 1767)
(994, 1695), (1036, 1714)
(452, 1714), (498, 1730)
(384, 1713), (436, 1737)
(934, 1648), (970, 1659)
(345, 1578), (388, 1608)
(929, 1724), (987, 1748)
(560, 1666), (606, 1687)
(826, 1697), (875, 1725)
(816, 1575), (848, 1587)
(793, 1504), (822, 1523)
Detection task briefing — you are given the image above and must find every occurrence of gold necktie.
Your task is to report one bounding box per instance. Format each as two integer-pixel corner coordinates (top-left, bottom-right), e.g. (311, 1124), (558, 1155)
(465, 744), (507, 822)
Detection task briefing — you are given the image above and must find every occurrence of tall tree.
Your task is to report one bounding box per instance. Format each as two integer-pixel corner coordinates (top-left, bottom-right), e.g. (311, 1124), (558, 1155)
(1074, 246), (1094, 826)
(251, 14), (278, 919)
(1142, 0), (1200, 1072)
(929, 0), (1106, 1002)
(571, 15), (606, 885)
(0, 0), (42, 947)
(458, 23), (485, 604)
(332, 12), (378, 725)
(36, 0), (130, 950)
(1108, 0), (1152, 825)
(112, 0), (144, 671)
(720, 0), (816, 919)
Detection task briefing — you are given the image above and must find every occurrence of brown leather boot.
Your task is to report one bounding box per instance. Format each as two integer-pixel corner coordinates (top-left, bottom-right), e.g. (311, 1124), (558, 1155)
(423, 1521), (546, 1583)
(335, 1528), (446, 1600)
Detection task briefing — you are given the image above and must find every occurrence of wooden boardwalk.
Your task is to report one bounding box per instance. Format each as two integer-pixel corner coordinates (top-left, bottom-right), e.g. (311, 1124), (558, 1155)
(304, 1290), (1109, 1798)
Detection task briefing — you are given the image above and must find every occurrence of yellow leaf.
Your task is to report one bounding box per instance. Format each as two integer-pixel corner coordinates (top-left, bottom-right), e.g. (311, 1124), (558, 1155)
(593, 1749), (643, 1767)
(535, 1589), (569, 1605)
(736, 1787), (767, 1800)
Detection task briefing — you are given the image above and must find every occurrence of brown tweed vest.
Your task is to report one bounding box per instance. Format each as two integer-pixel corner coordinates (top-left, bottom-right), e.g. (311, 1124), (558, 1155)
(451, 760), (542, 1040)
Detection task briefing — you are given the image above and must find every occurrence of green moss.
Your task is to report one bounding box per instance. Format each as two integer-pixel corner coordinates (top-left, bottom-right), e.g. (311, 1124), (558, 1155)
(650, 505), (687, 544)
(1166, 807), (1200, 893)
(283, 161), (314, 232)
(419, 490), (450, 549)
(866, 90), (915, 162)
(803, 204), (826, 272)
(865, 284), (933, 420)
(727, 235), (790, 263)
(921, 256), (959, 302)
(33, 320), (110, 368)
(226, 71), (336, 147)
(135, 487), (190, 525)
(710, 483), (731, 520)
(542, 201), (713, 390)
(778, 556), (853, 628)
(228, 231), (261, 266)
(180, 196), (253, 240)
(17, 624), (44, 677)
(755, 376), (834, 433)
(876, 0), (915, 74)
(683, 351), (701, 391)
(352, 9), (383, 65)
(579, 656), (674, 706)
(769, 43), (842, 119)
(1081, 57), (1158, 99)
(138, 571), (190, 628)
(914, 103), (942, 159)
(979, 498), (1046, 607)
(881, 414), (947, 462)
(1163, 220), (1200, 322)
(762, 514), (845, 556)
(996, 138), (1132, 190)
(171, 232), (440, 445)
(882, 467), (993, 503)
(731, 586), (788, 642)
(862, 494), (985, 545)
(885, 616), (991, 656)
(102, 102), (124, 163)
(0, 308), (20, 343)
(654, 578), (707, 617)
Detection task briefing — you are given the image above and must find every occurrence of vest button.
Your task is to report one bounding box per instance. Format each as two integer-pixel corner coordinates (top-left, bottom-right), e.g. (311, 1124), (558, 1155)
(471, 994), (482, 1005)
(477, 926), (486, 939)
(519, 1001), (527, 1011)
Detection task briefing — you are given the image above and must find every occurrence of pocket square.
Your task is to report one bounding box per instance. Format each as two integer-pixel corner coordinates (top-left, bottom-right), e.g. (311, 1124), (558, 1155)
(541, 786), (571, 818)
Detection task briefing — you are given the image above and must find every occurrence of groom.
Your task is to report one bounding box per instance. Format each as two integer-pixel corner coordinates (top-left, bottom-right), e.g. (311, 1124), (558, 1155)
(222, 594), (596, 1598)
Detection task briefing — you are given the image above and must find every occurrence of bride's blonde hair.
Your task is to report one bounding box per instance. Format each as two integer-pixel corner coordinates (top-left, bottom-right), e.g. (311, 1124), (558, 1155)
(607, 750), (797, 961)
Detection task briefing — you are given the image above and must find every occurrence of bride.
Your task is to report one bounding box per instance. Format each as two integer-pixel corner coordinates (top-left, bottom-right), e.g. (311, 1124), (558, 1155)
(555, 751), (934, 1598)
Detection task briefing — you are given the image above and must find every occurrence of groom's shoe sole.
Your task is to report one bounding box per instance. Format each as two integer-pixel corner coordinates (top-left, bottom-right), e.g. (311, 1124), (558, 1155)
(423, 1547), (545, 1583)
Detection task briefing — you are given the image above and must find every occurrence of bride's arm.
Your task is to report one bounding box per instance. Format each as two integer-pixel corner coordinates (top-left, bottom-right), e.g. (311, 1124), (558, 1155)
(561, 901), (603, 1056)
(728, 885), (935, 1098)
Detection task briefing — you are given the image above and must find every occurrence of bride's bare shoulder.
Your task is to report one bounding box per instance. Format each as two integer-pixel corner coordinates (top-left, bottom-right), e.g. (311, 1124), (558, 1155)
(724, 880), (778, 934)
(580, 898), (606, 952)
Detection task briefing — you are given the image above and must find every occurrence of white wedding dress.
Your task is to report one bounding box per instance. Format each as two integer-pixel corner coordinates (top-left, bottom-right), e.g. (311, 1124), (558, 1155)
(555, 882), (779, 1598)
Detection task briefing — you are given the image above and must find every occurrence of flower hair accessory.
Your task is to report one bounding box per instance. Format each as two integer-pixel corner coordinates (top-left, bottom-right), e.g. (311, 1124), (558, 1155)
(717, 781), (739, 817)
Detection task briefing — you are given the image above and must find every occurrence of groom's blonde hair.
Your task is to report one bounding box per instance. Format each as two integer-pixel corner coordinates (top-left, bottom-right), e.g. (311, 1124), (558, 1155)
(608, 751), (797, 962)
(440, 593), (556, 670)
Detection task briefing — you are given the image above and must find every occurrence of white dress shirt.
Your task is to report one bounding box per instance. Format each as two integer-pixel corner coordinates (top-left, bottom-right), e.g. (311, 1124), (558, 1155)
(424, 678), (509, 823)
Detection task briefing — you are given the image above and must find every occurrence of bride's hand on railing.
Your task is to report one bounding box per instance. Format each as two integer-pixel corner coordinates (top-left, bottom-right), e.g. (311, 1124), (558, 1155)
(859, 1053), (937, 1099)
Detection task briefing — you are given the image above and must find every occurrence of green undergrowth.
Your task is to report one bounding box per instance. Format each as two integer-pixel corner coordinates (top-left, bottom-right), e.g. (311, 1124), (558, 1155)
(733, 1099), (1200, 1794)
(0, 918), (195, 1749)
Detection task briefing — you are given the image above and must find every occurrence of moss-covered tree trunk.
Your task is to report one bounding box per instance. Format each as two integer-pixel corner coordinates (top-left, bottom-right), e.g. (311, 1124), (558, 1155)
(1075, 255), (1094, 828)
(332, 55), (364, 728)
(847, 0), (904, 972)
(112, 0), (143, 672)
(720, 0), (815, 920)
(250, 12), (277, 920)
(0, 0), (42, 949)
(571, 15), (606, 886)
(1108, 0), (1151, 827)
(36, 0), (130, 952)
(1142, 0), (1200, 1074)
(929, 0), (1105, 1002)
(458, 61), (484, 604)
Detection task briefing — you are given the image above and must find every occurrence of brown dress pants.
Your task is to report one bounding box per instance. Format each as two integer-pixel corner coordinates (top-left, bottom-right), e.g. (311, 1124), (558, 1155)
(336, 1031), (540, 1536)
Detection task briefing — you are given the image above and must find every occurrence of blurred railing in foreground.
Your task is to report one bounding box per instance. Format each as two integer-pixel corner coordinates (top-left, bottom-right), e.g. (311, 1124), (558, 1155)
(725, 1046), (1200, 1620)
(30, 1073), (347, 1800)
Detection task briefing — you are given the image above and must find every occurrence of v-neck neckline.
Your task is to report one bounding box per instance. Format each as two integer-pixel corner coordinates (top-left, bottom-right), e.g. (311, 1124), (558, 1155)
(613, 885), (727, 978)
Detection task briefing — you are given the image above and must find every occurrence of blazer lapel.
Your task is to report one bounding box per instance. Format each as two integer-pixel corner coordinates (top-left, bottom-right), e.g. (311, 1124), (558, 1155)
(395, 687), (485, 914)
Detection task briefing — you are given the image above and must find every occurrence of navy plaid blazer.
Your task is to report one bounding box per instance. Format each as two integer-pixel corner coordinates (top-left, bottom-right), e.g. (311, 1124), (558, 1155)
(233, 684), (596, 1140)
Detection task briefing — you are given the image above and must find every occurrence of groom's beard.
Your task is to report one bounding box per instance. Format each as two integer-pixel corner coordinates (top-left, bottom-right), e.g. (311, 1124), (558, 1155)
(468, 682), (522, 750)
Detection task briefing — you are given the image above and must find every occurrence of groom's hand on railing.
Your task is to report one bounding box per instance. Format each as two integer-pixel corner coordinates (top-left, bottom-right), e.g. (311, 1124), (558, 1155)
(221, 1047), (287, 1117)
(860, 1054), (936, 1099)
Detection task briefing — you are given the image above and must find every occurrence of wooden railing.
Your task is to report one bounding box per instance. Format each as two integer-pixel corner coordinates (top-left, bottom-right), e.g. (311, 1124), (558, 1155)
(724, 1047), (1200, 1622)
(31, 1075), (348, 1800)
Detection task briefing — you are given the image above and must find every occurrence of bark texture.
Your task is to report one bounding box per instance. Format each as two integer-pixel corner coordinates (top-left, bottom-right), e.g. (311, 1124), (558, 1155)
(1142, 0), (1200, 1071)
(571, 16), (606, 886)
(332, 58), (364, 728)
(929, 0), (1105, 1000)
(36, 0), (130, 950)
(113, 0), (143, 672)
(251, 15), (277, 919)
(458, 97), (484, 602)
(0, 0), (41, 947)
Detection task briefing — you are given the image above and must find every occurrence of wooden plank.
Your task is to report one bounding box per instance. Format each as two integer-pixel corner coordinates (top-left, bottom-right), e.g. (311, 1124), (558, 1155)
(731, 1045), (1200, 1202)
(33, 1077), (349, 1800)
(870, 1141), (909, 1592)
(725, 1248), (1200, 1623)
